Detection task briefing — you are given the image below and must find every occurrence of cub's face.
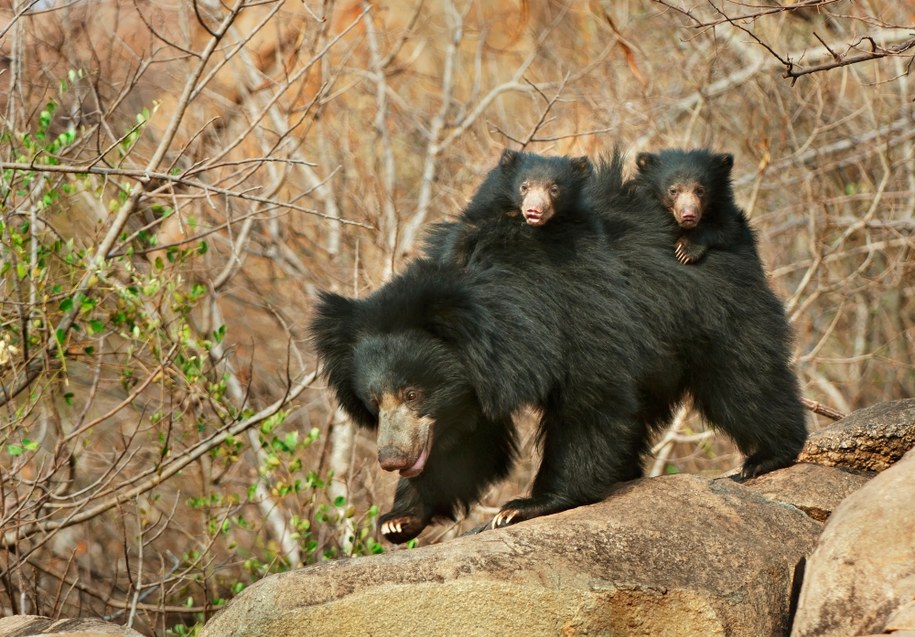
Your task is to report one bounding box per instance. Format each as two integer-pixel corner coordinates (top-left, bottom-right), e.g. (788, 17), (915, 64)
(635, 150), (734, 230)
(517, 178), (560, 226)
(662, 180), (706, 229)
(497, 149), (592, 227)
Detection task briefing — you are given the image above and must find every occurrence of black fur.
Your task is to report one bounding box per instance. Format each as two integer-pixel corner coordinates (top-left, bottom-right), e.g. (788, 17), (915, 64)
(597, 150), (808, 478)
(631, 149), (755, 264)
(310, 264), (520, 543)
(311, 149), (808, 543)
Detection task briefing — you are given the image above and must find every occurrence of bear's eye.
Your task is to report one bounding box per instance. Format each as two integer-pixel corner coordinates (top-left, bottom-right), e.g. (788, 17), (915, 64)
(695, 186), (705, 197)
(549, 184), (559, 196)
(519, 182), (529, 194)
(668, 186), (678, 196)
(404, 389), (419, 403)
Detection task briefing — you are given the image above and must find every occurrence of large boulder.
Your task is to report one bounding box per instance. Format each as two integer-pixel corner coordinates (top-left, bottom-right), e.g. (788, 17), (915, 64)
(797, 398), (915, 471)
(0, 616), (144, 637)
(201, 474), (820, 637)
(743, 462), (872, 522)
(791, 446), (915, 637)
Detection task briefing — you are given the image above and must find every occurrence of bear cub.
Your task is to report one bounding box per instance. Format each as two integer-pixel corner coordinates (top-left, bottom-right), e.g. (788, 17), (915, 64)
(426, 148), (595, 268)
(632, 149), (753, 264)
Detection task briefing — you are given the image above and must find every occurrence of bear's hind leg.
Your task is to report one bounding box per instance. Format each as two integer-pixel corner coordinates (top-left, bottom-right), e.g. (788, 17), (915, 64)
(692, 361), (807, 480)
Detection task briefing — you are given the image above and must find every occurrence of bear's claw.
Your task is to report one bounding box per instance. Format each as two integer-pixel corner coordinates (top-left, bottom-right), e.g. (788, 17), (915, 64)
(379, 513), (424, 544)
(491, 508), (521, 529)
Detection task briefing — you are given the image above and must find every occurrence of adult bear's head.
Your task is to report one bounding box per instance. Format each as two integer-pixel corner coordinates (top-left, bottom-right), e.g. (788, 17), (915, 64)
(350, 331), (476, 476)
(310, 260), (486, 478)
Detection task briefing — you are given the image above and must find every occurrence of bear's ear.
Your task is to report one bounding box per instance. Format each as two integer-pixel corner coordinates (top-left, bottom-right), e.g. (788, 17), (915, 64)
(635, 152), (657, 171)
(718, 153), (734, 170)
(571, 155), (593, 175)
(310, 291), (356, 355)
(499, 148), (521, 169)
(309, 292), (377, 429)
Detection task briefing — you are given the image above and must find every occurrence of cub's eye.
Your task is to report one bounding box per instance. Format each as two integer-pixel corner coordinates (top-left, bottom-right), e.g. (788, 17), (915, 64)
(549, 184), (559, 195)
(404, 389), (419, 402)
(668, 186), (678, 196)
(519, 183), (529, 194)
(695, 186), (705, 197)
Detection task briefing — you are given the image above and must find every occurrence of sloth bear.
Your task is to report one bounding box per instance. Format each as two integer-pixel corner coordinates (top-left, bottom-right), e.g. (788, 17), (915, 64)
(311, 150), (808, 544)
(630, 149), (755, 264)
(425, 148), (596, 269)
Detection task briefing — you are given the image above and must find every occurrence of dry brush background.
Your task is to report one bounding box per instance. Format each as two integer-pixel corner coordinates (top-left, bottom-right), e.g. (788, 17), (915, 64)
(0, 0), (913, 633)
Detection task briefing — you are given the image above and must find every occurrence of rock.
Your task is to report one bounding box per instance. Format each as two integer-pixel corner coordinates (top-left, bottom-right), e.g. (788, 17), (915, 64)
(0, 616), (144, 637)
(797, 398), (915, 471)
(201, 474), (820, 637)
(791, 447), (915, 637)
(743, 462), (873, 522)
(885, 600), (915, 631)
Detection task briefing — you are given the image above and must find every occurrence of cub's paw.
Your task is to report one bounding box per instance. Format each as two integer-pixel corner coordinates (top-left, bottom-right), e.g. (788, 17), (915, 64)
(379, 513), (425, 544)
(674, 238), (704, 264)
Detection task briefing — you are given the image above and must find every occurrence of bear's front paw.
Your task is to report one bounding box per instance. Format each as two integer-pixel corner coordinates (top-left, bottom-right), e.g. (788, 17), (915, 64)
(379, 513), (425, 544)
(491, 508), (523, 529)
(674, 237), (705, 264)
(490, 497), (540, 529)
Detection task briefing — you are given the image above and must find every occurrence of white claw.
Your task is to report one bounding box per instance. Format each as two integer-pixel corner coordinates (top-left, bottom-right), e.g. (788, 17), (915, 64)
(382, 520), (405, 536)
(492, 509), (519, 529)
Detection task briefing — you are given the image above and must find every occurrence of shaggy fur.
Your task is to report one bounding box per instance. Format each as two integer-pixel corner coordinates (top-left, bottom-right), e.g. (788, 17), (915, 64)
(311, 149), (808, 543)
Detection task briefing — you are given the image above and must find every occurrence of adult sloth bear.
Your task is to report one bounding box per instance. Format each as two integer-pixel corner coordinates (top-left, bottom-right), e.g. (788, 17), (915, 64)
(311, 150), (807, 544)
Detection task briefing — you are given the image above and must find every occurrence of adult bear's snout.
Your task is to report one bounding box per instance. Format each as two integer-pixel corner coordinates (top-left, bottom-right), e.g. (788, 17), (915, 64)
(376, 405), (434, 477)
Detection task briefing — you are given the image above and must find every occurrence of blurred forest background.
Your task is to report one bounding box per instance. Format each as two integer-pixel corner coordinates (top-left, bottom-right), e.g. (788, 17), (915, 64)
(0, 0), (912, 633)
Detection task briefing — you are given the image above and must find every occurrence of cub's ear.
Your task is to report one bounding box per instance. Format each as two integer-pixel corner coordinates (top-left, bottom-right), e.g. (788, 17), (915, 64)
(571, 155), (593, 175)
(499, 148), (521, 169)
(718, 153), (735, 170)
(635, 152), (657, 171)
(309, 291), (377, 429)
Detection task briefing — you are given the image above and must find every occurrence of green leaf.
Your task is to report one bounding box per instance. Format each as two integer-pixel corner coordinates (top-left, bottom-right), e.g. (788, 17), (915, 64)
(79, 295), (97, 312)
(59, 297), (74, 312)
